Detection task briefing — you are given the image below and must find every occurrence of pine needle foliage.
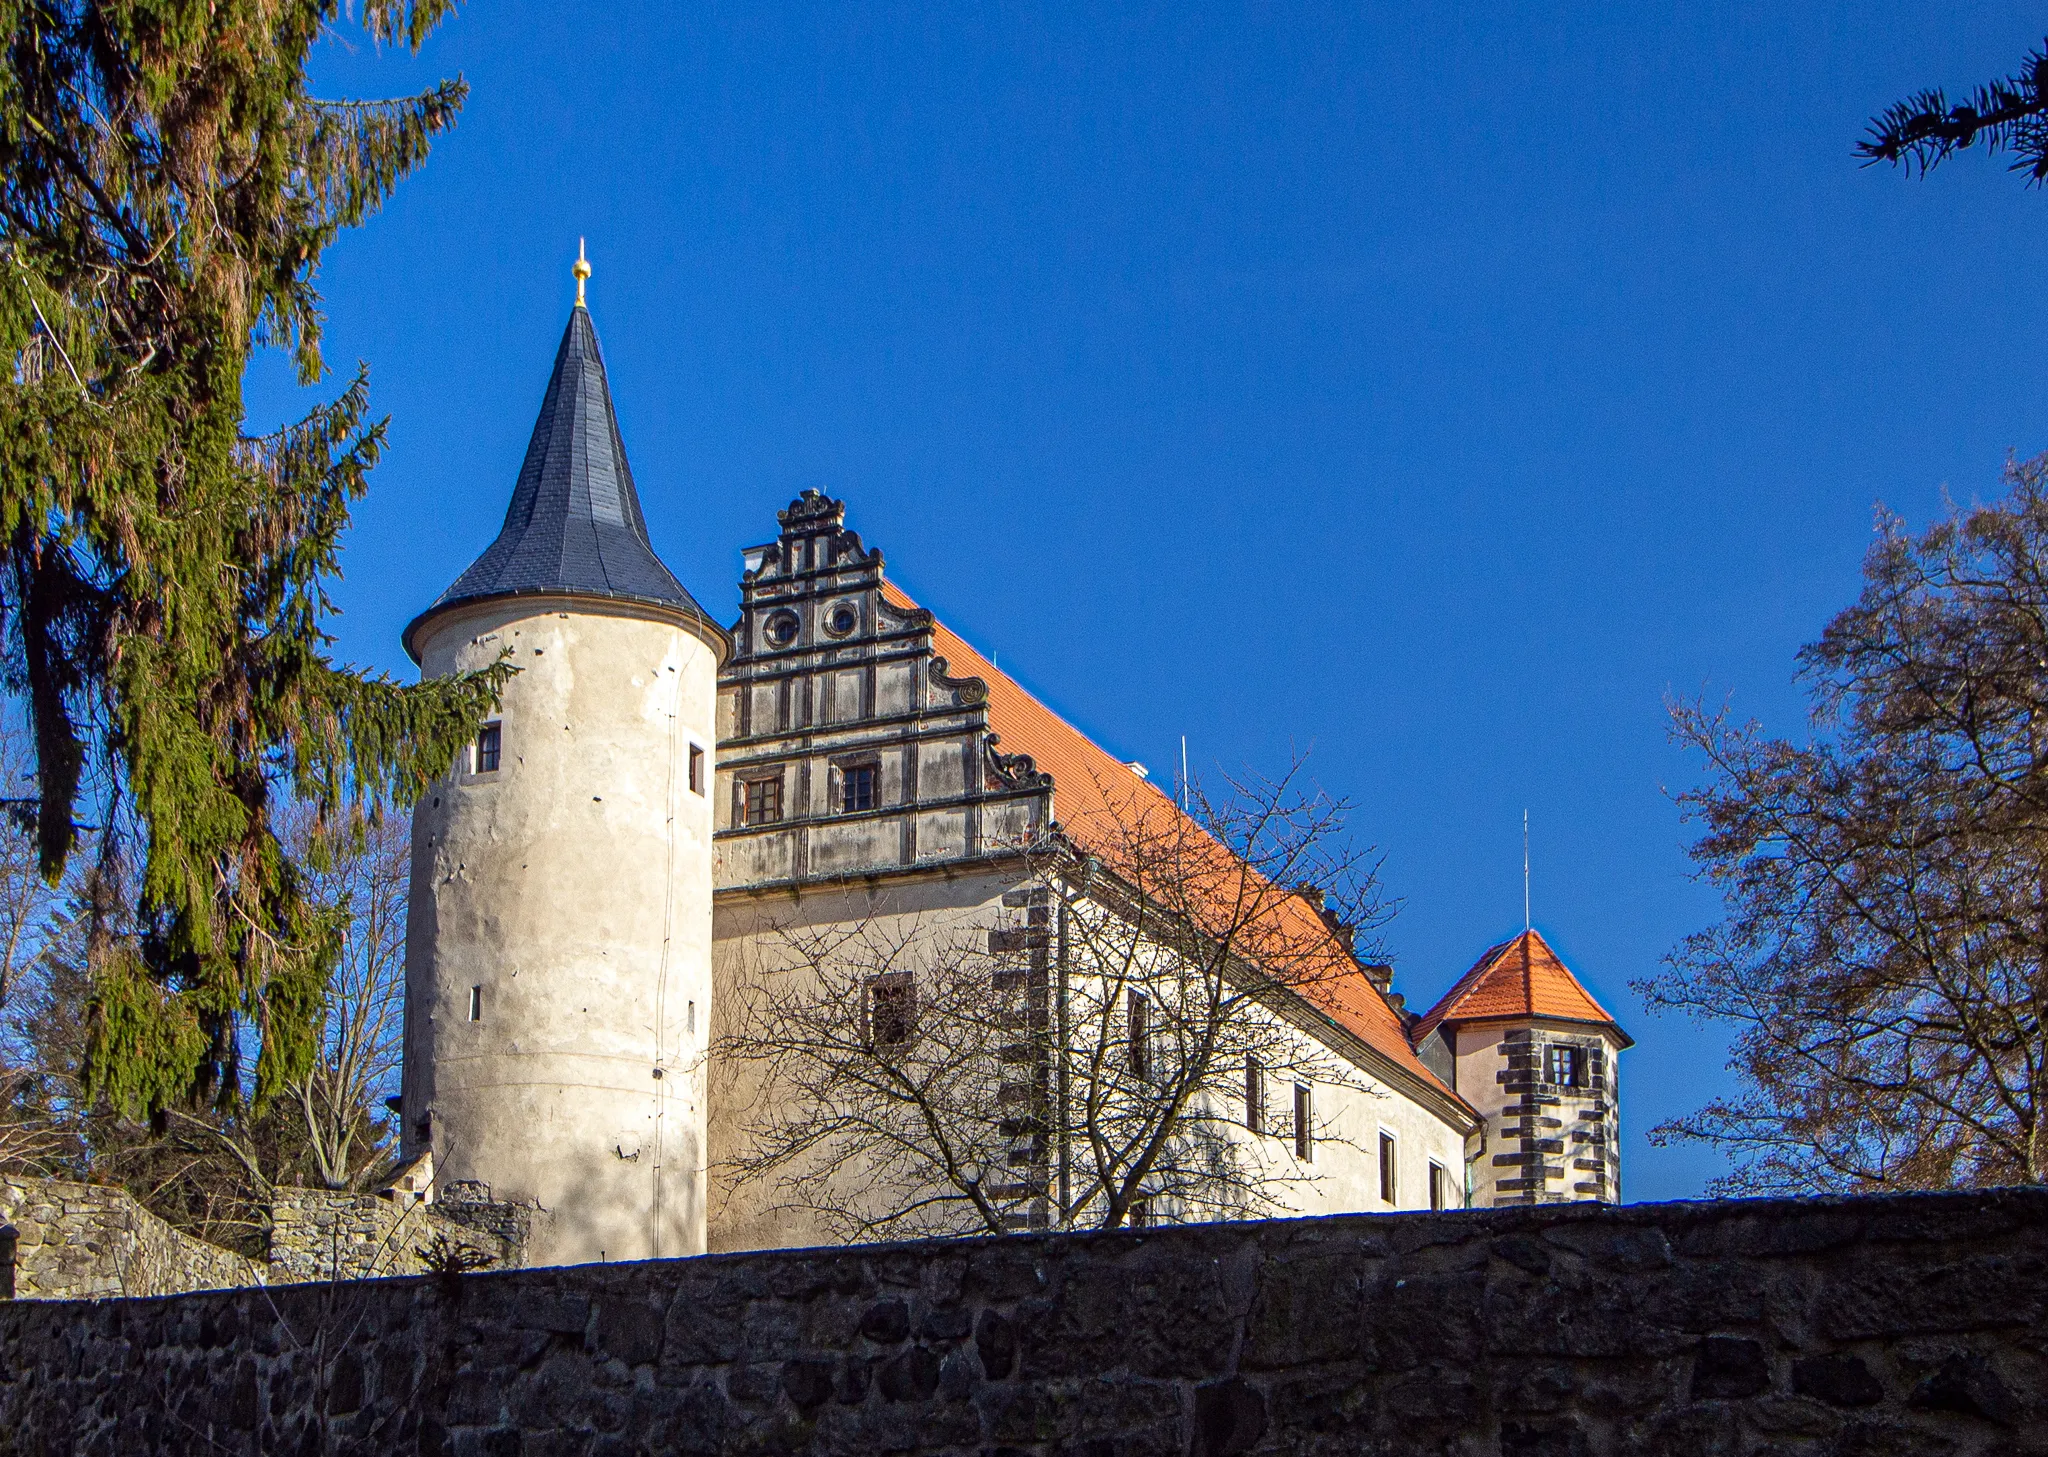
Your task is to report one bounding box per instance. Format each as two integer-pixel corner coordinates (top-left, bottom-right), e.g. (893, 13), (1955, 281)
(1859, 38), (2048, 183)
(0, 2), (507, 1126)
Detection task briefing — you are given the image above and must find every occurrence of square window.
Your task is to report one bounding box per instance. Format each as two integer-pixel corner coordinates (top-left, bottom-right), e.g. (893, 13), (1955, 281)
(842, 763), (875, 813)
(1378, 1131), (1397, 1204)
(475, 723), (501, 774)
(1294, 1083), (1314, 1162)
(1244, 1055), (1265, 1135)
(1546, 1044), (1584, 1089)
(867, 972), (916, 1048)
(688, 744), (705, 795)
(742, 775), (783, 826)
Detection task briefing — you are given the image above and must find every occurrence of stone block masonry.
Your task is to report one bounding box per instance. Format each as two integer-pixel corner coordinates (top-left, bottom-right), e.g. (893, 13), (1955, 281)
(0, 1176), (261, 1299)
(268, 1186), (523, 1283)
(1, 1176), (529, 1299)
(2, 1188), (2045, 1455)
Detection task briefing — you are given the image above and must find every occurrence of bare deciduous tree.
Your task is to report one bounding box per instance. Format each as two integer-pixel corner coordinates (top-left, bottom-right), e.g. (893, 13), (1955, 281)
(716, 758), (1391, 1240)
(287, 808), (409, 1190)
(1648, 453), (2048, 1192)
(0, 796), (410, 1245)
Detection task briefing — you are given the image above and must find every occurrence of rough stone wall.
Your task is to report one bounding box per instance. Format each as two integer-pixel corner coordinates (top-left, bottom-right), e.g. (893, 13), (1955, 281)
(3, 1188), (2045, 1455)
(431, 1181), (541, 1260)
(266, 1188), (520, 1283)
(0, 1177), (530, 1298)
(0, 1176), (260, 1299)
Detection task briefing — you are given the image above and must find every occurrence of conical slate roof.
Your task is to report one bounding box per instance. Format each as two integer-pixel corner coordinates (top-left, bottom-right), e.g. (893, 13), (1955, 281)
(404, 304), (714, 659)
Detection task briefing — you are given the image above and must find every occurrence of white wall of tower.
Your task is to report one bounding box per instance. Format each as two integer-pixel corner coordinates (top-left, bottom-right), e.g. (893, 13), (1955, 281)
(400, 595), (721, 1265)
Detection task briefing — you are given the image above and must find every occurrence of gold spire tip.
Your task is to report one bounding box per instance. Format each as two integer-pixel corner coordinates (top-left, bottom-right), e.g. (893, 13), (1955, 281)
(573, 238), (591, 308)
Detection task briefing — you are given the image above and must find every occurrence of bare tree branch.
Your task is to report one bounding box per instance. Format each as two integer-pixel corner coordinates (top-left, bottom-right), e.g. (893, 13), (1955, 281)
(1648, 454), (2048, 1192)
(715, 754), (1389, 1238)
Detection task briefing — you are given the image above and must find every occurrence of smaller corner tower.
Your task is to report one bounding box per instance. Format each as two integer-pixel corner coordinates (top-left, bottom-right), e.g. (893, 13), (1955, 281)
(398, 252), (728, 1266)
(1410, 930), (1630, 1206)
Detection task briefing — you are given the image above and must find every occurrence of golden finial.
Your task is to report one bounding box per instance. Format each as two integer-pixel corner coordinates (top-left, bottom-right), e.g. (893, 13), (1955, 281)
(573, 238), (591, 308)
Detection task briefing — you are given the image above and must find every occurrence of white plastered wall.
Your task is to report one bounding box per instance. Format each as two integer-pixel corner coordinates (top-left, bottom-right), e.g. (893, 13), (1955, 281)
(709, 871), (1474, 1252)
(709, 868), (1026, 1253)
(401, 596), (721, 1266)
(1233, 1053), (1471, 1219)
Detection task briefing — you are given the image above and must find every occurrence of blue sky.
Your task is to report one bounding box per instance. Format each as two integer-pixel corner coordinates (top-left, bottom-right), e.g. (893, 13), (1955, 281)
(257, 3), (2048, 1202)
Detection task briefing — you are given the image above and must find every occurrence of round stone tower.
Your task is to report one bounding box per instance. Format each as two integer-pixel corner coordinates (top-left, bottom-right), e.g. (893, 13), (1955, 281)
(398, 268), (726, 1265)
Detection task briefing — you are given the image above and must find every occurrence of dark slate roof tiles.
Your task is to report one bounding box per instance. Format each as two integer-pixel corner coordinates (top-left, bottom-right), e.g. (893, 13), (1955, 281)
(405, 305), (714, 658)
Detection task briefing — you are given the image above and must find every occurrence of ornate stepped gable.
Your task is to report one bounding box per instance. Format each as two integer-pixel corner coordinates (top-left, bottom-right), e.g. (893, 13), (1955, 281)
(714, 490), (1053, 884)
(713, 491), (1468, 1116)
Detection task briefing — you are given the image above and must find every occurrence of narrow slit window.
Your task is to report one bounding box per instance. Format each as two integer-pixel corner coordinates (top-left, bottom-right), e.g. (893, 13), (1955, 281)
(742, 775), (783, 826)
(688, 744), (705, 795)
(842, 763), (876, 813)
(1294, 1083), (1313, 1162)
(1378, 1131), (1397, 1204)
(468, 986), (482, 1023)
(475, 723), (502, 774)
(1128, 990), (1151, 1083)
(1245, 1055), (1265, 1134)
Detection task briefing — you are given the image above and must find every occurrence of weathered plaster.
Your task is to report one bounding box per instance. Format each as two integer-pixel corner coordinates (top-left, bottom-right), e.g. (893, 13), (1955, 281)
(401, 595), (722, 1265)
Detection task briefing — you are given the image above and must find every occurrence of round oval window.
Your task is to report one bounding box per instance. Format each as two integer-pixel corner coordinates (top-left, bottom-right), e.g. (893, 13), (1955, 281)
(825, 603), (859, 637)
(765, 610), (800, 648)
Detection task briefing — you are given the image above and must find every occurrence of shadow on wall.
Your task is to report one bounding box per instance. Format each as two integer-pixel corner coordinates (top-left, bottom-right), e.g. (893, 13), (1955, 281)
(530, 1134), (703, 1267)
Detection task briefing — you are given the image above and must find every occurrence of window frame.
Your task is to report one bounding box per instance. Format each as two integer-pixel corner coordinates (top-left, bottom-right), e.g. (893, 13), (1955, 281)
(468, 985), (482, 1023)
(1428, 1159), (1448, 1211)
(1128, 989), (1151, 1084)
(1244, 1054), (1265, 1135)
(839, 759), (878, 814)
(473, 721), (502, 775)
(738, 772), (784, 827)
(763, 609), (801, 649)
(865, 970), (917, 1050)
(687, 743), (706, 796)
(1546, 1042), (1585, 1089)
(1293, 1082), (1314, 1162)
(1378, 1129), (1398, 1204)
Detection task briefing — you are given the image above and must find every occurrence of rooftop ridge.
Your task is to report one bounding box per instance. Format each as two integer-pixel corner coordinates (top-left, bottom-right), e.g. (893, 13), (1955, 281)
(875, 579), (1472, 1112)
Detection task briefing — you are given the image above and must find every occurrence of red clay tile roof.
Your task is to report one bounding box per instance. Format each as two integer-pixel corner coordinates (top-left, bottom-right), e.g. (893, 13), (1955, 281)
(1409, 929), (1630, 1046)
(883, 582), (1471, 1115)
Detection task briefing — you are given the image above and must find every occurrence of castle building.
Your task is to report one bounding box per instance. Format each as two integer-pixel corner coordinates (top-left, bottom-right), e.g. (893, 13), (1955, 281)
(399, 279), (1628, 1263)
